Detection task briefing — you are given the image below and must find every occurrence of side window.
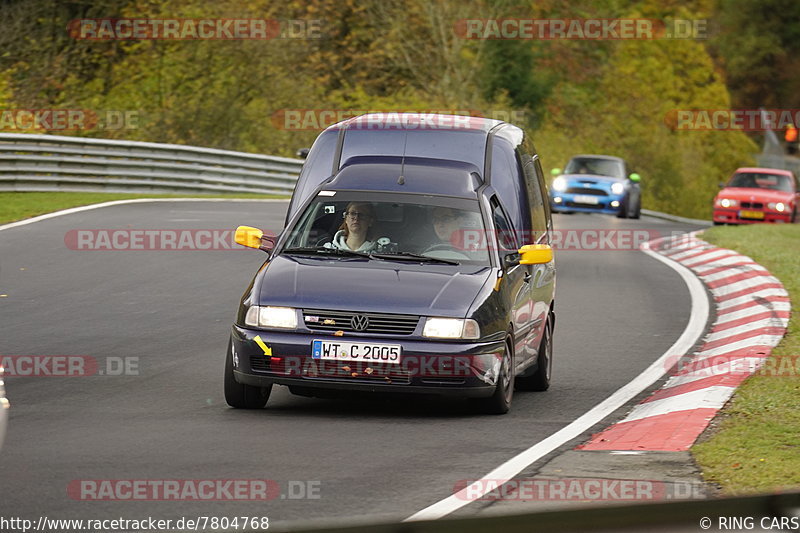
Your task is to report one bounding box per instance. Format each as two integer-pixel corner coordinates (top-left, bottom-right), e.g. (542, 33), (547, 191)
(519, 156), (549, 243)
(532, 157), (551, 233)
(490, 196), (518, 252)
(491, 139), (530, 234)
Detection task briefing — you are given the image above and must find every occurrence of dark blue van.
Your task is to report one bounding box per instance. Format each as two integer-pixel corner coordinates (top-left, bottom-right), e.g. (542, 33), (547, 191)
(225, 113), (556, 414)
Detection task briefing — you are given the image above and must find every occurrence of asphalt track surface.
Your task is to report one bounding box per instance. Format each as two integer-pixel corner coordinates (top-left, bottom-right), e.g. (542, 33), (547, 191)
(0, 201), (707, 528)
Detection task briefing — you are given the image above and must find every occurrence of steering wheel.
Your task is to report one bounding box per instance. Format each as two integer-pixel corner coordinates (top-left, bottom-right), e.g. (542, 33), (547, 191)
(314, 234), (333, 247)
(422, 243), (470, 259)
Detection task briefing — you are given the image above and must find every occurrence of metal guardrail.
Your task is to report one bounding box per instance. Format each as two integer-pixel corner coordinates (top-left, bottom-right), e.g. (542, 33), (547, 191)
(756, 153), (800, 177)
(0, 133), (303, 194)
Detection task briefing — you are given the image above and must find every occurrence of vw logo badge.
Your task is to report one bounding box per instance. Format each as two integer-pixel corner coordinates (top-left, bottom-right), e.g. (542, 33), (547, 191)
(351, 315), (369, 331)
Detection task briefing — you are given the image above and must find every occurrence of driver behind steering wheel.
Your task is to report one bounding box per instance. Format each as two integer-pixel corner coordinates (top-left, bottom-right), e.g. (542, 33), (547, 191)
(422, 207), (478, 257)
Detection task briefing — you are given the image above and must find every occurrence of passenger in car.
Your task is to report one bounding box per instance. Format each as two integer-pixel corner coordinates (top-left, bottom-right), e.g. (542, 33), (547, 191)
(325, 202), (385, 252)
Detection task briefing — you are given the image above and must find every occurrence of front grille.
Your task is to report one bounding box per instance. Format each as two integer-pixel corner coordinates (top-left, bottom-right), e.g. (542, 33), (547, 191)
(740, 202), (764, 209)
(250, 355), (271, 372)
(303, 309), (419, 335)
(566, 187), (608, 196)
(564, 201), (605, 209)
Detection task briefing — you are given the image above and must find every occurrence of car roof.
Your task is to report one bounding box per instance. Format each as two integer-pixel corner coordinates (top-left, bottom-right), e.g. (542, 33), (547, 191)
(286, 113), (526, 221)
(324, 156), (481, 199)
(734, 167), (794, 177)
(569, 154), (625, 162)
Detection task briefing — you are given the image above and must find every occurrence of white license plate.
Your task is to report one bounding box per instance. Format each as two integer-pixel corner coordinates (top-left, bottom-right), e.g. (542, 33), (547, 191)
(572, 195), (600, 205)
(312, 340), (401, 363)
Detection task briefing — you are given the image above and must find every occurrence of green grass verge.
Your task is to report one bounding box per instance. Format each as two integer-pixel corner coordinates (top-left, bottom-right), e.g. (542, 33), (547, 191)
(692, 224), (800, 494)
(0, 192), (289, 225)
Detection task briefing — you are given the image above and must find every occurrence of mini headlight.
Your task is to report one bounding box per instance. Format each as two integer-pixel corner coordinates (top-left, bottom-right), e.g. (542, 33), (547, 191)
(552, 177), (567, 192)
(423, 318), (480, 339)
(245, 306), (297, 329)
(611, 182), (625, 195)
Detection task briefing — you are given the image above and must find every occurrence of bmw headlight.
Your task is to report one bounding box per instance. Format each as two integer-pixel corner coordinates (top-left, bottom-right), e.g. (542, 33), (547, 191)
(611, 182), (625, 195)
(718, 198), (738, 208)
(423, 318), (480, 339)
(768, 202), (786, 212)
(552, 177), (567, 192)
(245, 306), (298, 329)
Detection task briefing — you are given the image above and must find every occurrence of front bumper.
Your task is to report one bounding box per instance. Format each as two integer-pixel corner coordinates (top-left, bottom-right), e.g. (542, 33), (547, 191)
(229, 325), (506, 398)
(712, 208), (791, 224)
(550, 193), (624, 214)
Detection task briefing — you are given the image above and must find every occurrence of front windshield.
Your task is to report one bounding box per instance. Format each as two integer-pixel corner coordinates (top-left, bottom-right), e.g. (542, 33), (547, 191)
(728, 172), (793, 192)
(283, 192), (490, 265)
(564, 157), (625, 179)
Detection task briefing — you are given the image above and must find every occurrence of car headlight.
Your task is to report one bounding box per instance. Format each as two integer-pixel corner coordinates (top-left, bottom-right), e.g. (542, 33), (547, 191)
(611, 182), (625, 195)
(552, 177), (567, 192)
(768, 202), (786, 212)
(718, 198), (738, 208)
(245, 306), (298, 329)
(423, 318), (480, 339)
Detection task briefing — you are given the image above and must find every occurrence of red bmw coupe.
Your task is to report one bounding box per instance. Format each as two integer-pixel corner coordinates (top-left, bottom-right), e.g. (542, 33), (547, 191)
(713, 167), (799, 225)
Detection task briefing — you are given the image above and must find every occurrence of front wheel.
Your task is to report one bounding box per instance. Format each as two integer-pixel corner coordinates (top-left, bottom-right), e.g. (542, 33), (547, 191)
(631, 199), (641, 219)
(224, 340), (271, 409)
(474, 339), (514, 414)
(616, 197), (628, 219)
(516, 315), (553, 391)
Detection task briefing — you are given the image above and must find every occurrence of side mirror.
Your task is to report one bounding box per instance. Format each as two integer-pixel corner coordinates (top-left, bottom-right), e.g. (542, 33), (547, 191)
(551, 168), (562, 176)
(235, 226), (276, 253)
(628, 173), (641, 183)
(519, 244), (553, 265)
(296, 148), (309, 159)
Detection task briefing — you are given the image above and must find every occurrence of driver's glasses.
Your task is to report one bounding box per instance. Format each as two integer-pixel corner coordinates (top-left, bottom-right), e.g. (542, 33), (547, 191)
(344, 211), (371, 220)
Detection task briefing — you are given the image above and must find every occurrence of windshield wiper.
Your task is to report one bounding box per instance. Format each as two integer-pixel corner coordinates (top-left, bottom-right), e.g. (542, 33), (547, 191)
(370, 251), (461, 265)
(282, 247), (371, 259)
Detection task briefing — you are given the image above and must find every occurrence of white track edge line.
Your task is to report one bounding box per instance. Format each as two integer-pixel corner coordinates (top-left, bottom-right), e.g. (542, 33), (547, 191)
(0, 198), (289, 233)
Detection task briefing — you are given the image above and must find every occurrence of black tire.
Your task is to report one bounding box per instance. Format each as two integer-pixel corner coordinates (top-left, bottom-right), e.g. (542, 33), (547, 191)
(516, 316), (553, 391)
(631, 199), (641, 219)
(792, 207), (798, 224)
(224, 340), (271, 409)
(713, 221), (724, 226)
(474, 339), (514, 415)
(616, 197), (628, 218)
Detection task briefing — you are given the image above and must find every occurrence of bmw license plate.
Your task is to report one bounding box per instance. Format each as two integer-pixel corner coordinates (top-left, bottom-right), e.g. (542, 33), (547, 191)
(573, 195), (599, 205)
(312, 340), (401, 363)
(739, 210), (764, 220)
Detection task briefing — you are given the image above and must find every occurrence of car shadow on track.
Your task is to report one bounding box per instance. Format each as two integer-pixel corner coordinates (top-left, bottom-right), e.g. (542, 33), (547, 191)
(220, 386), (525, 419)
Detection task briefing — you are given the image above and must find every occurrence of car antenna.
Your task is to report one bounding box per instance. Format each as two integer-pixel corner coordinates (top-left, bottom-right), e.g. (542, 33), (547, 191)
(397, 131), (408, 185)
